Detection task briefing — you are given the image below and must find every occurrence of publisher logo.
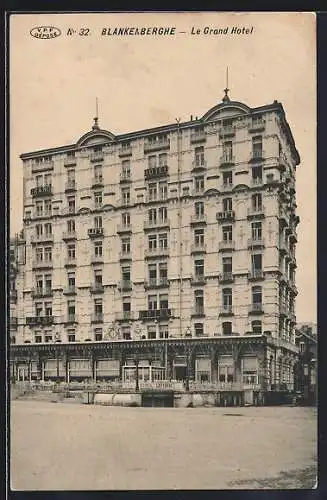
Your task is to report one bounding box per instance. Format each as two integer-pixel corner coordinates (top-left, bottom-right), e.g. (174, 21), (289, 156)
(30, 26), (61, 39)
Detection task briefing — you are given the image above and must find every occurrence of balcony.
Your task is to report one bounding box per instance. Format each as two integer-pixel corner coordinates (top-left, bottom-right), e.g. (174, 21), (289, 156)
(144, 278), (169, 289)
(90, 151), (104, 162)
(219, 306), (234, 316)
(120, 172), (132, 184)
(64, 156), (77, 167)
(219, 155), (235, 168)
(62, 231), (77, 241)
(216, 210), (235, 223)
(30, 233), (54, 244)
(248, 303), (264, 315)
(65, 314), (78, 324)
(119, 251), (132, 261)
(88, 227), (104, 238)
(118, 198), (133, 208)
(115, 311), (135, 322)
(219, 125), (236, 137)
(31, 287), (53, 298)
(144, 165), (169, 180)
(26, 316), (54, 326)
(251, 177), (264, 187)
(143, 218), (170, 231)
(247, 205), (265, 219)
(139, 308), (172, 321)
(63, 286), (77, 295)
(117, 280), (132, 291)
(192, 188), (205, 197)
(218, 272), (234, 284)
(31, 185), (52, 197)
(218, 240), (235, 252)
(247, 237), (265, 249)
(249, 150), (265, 162)
(145, 194), (168, 203)
(65, 180), (77, 193)
(190, 213), (207, 226)
(91, 313), (104, 324)
(248, 119), (265, 133)
(144, 247), (169, 259)
(191, 160), (206, 172)
(90, 283), (104, 294)
(118, 145), (132, 157)
(190, 243), (207, 254)
(10, 290), (17, 302)
(221, 182), (233, 192)
(144, 138), (170, 153)
(190, 130), (206, 143)
(31, 160), (54, 173)
(117, 223), (132, 234)
(91, 176), (104, 188)
(10, 317), (18, 329)
(190, 275), (206, 286)
(248, 270), (264, 281)
(65, 258), (77, 267)
(191, 307), (205, 318)
(32, 259), (53, 270)
(91, 255), (104, 265)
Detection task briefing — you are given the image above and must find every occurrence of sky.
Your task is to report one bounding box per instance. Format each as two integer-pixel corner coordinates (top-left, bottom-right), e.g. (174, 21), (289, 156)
(9, 12), (316, 323)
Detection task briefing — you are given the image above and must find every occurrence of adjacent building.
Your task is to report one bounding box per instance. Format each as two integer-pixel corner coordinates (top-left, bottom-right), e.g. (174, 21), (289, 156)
(295, 323), (317, 405)
(10, 90), (301, 403)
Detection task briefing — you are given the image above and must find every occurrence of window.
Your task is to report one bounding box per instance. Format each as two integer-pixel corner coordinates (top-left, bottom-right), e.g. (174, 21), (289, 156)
(194, 176), (204, 193)
(121, 159), (131, 179)
(222, 198), (232, 212)
(44, 247), (52, 262)
(68, 300), (75, 318)
(45, 274), (52, 290)
(94, 192), (102, 208)
(36, 224), (43, 237)
(252, 165), (262, 182)
(159, 293), (168, 310)
(148, 263), (157, 281)
(36, 202), (43, 217)
(222, 225), (233, 242)
(195, 201), (204, 218)
(45, 302), (52, 317)
(195, 259), (204, 278)
(36, 275), (43, 291)
(45, 334), (53, 343)
(252, 136), (263, 157)
(149, 208), (157, 223)
(222, 288), (232, 308)
(251, 254), (262, 272)
(194, 228), (204, 246)
(44, 223), (52, 235)
(194, 146), (205, 166)
(222, 257), (232, 273)
(195, 323), (204, 337)
(252, 221), (262, 240)
(36, 175), (43, 187)
(44, 174), (52, 187)
(94, 328), (103, 341)
(67, 169), (75, 182)
(194, 289), (204, 314)
(44, 200), (52, 216)
(148, 295), (157, 310)
(252, 286), (262, 306)
(159, 153), (167, 167)
(159, 324), (169, 339)
(94, 299), (103, 315)
(122, 299), (131, 314)
(148, 235), (157, 250)
(68, 272), (75, 288)
(252, 193), (262, 211)
(148, 183), (157, 201)
(158, 206), (167, 222)
(94, 270), (102, 285)
(159, 182), (168, 200)
(122, 237), (131, 253)
(222, 322), (232, 336)
(122, 266), (131, 281)
(122, 326), (131, 340)
(148, 155), (157, 168)
(94, 216), (102, 228)
(121, 188), (130, 205)
(68, 196), (75, 213)
(67, 219), (75, 233)
(67, 244), (75, 260)
(122, 212), (130, 227)
(94, 165), (102, 181)
(252, 321), (262, 334)
(223, 141), (233, 161)
(218, 355), (234, 382)
(300, 342), (305, 353)
(159, 262), (167, 280)
(242, 356), (258, 384)
(35, 334), (42, 343)
(68, 330), (75, 342)
(94, 241), (102, 257)
(159, 233), (168, 249)
(222, 171), (233, 186)
(35, 303), (42, 317)
(36, 247), (43, 262)
(147, 325), (157, 339)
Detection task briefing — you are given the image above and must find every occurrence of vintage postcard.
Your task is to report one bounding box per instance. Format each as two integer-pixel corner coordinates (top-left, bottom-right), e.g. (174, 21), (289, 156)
(9, 11), (317, 491)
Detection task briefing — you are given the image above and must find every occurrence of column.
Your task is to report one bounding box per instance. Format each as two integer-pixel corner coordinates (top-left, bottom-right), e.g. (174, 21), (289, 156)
(28, 359), (32, 382)
(233, 344), (242, 384)
(135, 359), (139, 392)
(210, 347), (218, 383)
(149, 360), (152, 382)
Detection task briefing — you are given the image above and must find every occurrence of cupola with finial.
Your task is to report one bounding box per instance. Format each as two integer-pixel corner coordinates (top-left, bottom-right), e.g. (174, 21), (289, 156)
(92, 97), (100, 130)
(222, 67), (231, 103)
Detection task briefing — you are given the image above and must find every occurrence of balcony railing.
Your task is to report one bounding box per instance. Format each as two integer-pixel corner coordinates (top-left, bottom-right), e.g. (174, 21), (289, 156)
(218, 240), (235, 252)
(248, 270), (264, 281)
(145, 193), (168, 203)
(120, 172), (132, 183)
(117, 280), (132, 291)
(91, 176), (104, 188)
(251, 177), (263, 187)
(190, 131), (206, 143)
(219, 306), (234, 316)
(143, 218), (170, 231)
(117, 223), (132, 234)
(65, 258), (77, 267)
(144, 165), (169, 180)
(190, 243), (207, 254)
(191, 159), (206, 172)
(247, 205), (265, 218)
(31, 287), (53, 298)
(219, 125), (236, 137)
(63, 286), (77, 295)
(190, 275), (206, 286)
(65, 180), (76, 192)
(88, 227), (104, 238)
(221, 182), (233, 192)
(144, 247), (169, 259)
(26, 316), (54, 326)
(247, 237), (265, 249)
(144, 278), (169, 289)
(249, 149), (265, 162)
(31, 233), (54, 244)
(90, 255), (104, 265)
(90, 151), (104, 162)
(249, 303), (264, 314)
(191, 307), (205, 318)
(190, 213), (207, 225)
(91, 314), (104, 323)
(90, 283), (104, 293)
(31, 185), (52, 197)
(219, 155), (235, 167)
(248, 120), (265, 133)
(32, 160), (54, 172)
(139, 308), (172, 320)
(64, 156), (76, 167)
(32, 259), (53, 269)
(218, 272), (234, 283)
(65, 314), (78, 324)
(216, 210), (235, 223)
(144, 139), (170, 153)
(115, 311), (135, 321)
(62, 231), (77, 241)
(118, 145), (132, 157)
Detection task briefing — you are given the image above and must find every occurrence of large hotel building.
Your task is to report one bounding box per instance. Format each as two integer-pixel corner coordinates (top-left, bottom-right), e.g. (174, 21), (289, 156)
(10, 91), (300, 400)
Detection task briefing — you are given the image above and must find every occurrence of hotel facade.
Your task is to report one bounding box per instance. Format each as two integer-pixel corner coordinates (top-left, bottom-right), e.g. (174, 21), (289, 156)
(10, 92), (300, 402)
